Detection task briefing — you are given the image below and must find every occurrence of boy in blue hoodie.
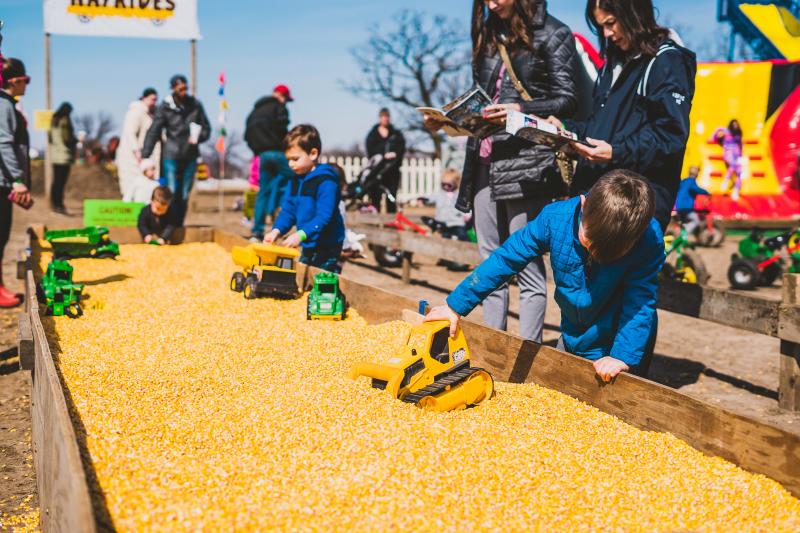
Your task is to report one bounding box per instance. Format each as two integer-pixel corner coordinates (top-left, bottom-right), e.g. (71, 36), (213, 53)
(675, 166), (710, 237)
(264, 125), (345, 272)
(426, 170), (664, 382)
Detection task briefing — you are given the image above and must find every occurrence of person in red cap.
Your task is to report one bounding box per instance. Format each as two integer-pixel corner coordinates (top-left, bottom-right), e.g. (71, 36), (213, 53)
(245, 84), (296, 241)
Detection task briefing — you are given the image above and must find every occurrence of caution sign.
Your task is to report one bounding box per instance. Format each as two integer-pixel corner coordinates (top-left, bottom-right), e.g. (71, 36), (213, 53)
(83, 199), (145, 228)
(43, 0), (201, 40)
(33, 110), (54, 131)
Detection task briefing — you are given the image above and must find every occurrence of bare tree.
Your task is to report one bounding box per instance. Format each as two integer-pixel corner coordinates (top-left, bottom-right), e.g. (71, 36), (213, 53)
(73, 111), (116, 146)
(344, 10), (471, 158)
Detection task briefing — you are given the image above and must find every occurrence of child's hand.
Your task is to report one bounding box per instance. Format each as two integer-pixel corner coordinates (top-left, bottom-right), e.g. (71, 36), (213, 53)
(424, 304), (461, 337)
(157, 238), (166, 245)
(144, 234), (154, 244)
(546, 115), (564, 129)
(282, 232), (303, 248)
(593, 357), (629, 382)
(263, 229), (280, 244)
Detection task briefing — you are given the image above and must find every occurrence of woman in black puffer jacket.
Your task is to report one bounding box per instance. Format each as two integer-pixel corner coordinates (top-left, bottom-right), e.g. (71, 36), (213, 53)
(431, 0), (578, 342)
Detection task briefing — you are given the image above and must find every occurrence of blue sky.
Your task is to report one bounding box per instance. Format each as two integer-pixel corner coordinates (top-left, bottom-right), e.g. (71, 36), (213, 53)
(2, 0), (719, 152)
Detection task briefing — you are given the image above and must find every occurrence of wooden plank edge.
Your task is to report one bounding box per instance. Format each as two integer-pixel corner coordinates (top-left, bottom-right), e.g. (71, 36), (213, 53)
(27, 270), (97, 532)
(18, 312), (33, 371)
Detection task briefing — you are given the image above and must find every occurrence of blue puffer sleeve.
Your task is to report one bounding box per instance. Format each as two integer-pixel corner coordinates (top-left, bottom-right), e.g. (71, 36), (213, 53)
(446, 208), (551, 316)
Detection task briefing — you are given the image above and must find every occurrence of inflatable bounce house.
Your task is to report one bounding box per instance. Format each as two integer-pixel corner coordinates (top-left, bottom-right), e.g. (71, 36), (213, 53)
(685, 0), (800, 220)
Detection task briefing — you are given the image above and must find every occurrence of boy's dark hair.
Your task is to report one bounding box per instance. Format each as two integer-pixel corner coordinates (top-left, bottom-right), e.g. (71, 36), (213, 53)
(152, 186), (173, 204)
(284, 124), (322, 154)
(141, 87), (157, 99)
(582, 170), (655, 263)
(378, 107), (390, 116)
(169, 74), (187, 88)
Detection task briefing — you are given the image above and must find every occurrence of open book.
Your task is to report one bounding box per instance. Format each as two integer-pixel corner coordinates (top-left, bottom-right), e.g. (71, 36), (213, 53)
(505, 110), (594, 158)
(417, 85), (503, 139)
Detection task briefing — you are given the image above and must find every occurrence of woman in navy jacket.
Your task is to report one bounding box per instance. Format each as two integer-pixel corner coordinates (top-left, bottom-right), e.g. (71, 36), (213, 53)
(553, 0), (697, 229)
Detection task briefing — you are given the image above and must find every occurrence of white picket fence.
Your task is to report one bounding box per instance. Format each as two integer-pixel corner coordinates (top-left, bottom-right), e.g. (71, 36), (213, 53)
(320, 156), (442, 202)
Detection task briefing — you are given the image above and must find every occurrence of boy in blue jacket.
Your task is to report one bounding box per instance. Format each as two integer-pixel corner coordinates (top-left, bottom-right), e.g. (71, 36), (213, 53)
(264, 124), (345, 272)
(426, 170), (664, 382)
(675, 166), (710, 237)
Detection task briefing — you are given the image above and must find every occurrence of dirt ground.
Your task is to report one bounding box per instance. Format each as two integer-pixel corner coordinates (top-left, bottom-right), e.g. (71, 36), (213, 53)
(1, 165), (799, 529)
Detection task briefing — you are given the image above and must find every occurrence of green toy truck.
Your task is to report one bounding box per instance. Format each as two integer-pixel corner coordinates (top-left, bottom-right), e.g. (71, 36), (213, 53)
(45, 226), (120, 260)
(39, 260), (84, 318)
(306, 272), (347, 320)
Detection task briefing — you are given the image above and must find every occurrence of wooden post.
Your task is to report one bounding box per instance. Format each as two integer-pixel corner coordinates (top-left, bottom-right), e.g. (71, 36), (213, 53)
(44, 32), (53, 199)
(780, 273), (800, 411)
(190, 39), (197, 96)
(401, 252), (412, 284)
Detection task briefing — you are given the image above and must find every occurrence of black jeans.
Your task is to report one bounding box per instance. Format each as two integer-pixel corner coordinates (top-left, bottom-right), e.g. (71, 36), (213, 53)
(0, 187), (12, 282)
(52, 164), (71, 209)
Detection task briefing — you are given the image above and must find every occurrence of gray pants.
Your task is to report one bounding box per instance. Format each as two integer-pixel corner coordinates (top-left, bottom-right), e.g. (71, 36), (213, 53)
(473, 166), (548, 342)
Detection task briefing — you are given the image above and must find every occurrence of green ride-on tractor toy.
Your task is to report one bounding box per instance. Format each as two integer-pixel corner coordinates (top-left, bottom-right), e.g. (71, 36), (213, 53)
(45, 226), (120, 260)
(727, 228), (800, 290)
(38, 260), (84, 318)
(661, 224), (709, 285)
(306, 272), (347, 320)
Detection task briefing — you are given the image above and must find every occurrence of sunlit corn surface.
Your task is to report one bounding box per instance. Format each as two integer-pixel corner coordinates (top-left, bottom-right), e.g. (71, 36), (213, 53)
(41, 243), (800, 532)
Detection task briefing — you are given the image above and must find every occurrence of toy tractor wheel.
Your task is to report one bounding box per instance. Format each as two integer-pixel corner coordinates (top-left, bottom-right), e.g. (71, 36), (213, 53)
(340, 294), (347, 321)
(243, 278), (258, 300)
(306, 296), (312, 320)
(230, 272), (245, 292)
(36, 284), (46, 304)
(697, 225), (725, 248)
(728, 258), (759, 290)
(96, 251), (116, 259)
(371, 245), (404, 268)
(678, 250), (709, 285)
(759, 262), (783, 286)
(64, 304), (83, 319)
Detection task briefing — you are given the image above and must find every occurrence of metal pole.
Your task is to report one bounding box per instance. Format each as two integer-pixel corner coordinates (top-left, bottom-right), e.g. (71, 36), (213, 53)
(44, 32), (53, 201)
(190, 39), (197, 96)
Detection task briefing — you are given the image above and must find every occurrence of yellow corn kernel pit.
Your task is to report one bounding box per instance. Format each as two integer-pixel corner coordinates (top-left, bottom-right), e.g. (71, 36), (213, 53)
(41, 243), (800, 531)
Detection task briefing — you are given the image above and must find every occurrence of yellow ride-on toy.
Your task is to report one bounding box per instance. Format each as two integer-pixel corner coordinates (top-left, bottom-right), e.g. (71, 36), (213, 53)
(230, 243), (301, 299)
(350, 320), (494, 412)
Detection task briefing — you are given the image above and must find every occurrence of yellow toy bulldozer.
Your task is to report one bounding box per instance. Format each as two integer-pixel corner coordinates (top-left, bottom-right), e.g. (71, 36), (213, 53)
(350, 320), (494, 412)
(230, 243), (300, 299)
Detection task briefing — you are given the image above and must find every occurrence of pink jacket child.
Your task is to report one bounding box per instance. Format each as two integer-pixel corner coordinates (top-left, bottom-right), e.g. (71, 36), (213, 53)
(713, 119), (744, 198)
(248, 155), (260, 190)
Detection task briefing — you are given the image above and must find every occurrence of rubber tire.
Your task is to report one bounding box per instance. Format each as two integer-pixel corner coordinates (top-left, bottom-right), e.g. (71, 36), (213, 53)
(96, 251), (116, 259)
(759, 262), (783, 287)
(728, 258), (760, 290)
(65, 303), (83, 319)
(697, 225), (726, 248)
(372, 245), (404, 268)
(680, 249), (710, 285)
(243, 278), (258, 300)
(306, 296), (312, 320)
(230, 272), (245, 292)
(340, 294), (347, 321)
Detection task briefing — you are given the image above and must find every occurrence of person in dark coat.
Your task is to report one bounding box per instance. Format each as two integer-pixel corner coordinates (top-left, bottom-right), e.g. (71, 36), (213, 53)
(365, 108), (405, 213)
(244, 84), (295, 240)
(554, 0), (697, 230)
(425, 0), (579, 343)
(141, 74), (211, 225)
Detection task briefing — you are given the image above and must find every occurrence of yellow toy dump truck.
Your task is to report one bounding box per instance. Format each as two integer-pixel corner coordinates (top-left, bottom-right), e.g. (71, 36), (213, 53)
(350, 320), (494, 412)
(230, 243), (301, 299)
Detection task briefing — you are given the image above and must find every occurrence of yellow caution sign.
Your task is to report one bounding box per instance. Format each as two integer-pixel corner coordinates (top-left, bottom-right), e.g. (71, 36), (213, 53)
(34, 110), (54, 131)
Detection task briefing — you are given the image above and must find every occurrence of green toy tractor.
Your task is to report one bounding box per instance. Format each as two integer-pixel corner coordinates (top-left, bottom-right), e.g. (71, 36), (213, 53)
(307, 272), (347, 320)
(728, 228), (800, 290)
(45, 226), (120, 260)
(39, 260), (84, 318)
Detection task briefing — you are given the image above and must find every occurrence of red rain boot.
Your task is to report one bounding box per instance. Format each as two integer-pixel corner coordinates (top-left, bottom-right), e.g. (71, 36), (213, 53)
(0, 289), (20, 308)
(0, 284), (18, 300)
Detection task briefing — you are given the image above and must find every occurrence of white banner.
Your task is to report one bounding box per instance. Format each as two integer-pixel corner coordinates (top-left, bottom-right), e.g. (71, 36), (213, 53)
(43, 0), (201, 40)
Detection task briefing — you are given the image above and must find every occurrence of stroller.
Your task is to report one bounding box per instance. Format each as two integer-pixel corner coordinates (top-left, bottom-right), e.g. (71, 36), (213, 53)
(343, 154), (400, 211)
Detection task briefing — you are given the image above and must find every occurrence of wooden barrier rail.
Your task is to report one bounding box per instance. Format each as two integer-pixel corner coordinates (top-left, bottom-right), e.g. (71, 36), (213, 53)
(19, 226), (800, 532)
(352, 223), (800, 411)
